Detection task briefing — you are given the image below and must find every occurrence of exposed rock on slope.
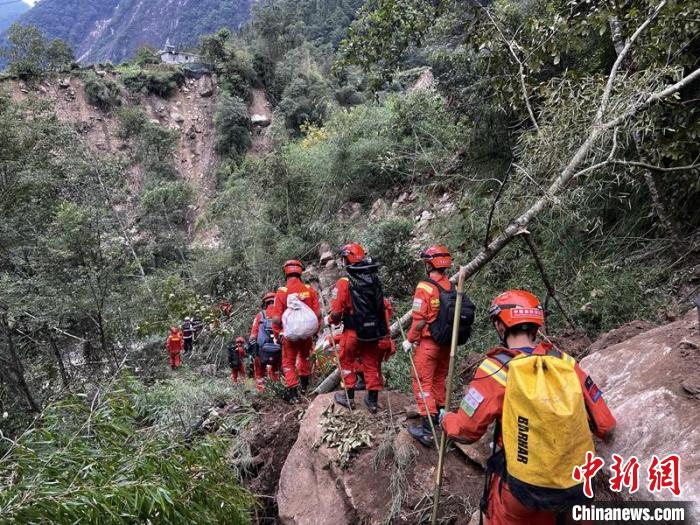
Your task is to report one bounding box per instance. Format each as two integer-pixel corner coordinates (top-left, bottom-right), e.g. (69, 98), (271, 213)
(580, 310), (699, 513)
(5, 74), (220, 243)
(6, 0), (254, 64)
(277, 391), (482, 525)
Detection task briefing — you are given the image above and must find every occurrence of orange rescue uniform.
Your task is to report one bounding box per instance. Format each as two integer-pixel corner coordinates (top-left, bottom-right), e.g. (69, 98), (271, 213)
(166, 332), (183, 369)
(407, 270), (452, 416)
(329, 277), (393, 391)
(250, 303), (281, 389)
(442, 343), (616, 525)
(273, 277), (321, 388)
(230, 344), (247, 383)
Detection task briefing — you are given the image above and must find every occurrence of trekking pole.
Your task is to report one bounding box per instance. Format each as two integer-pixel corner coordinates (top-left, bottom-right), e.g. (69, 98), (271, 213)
(318, 289), (353, 413)
(430, 266), (466, 525)
(397, 321), (439, 445)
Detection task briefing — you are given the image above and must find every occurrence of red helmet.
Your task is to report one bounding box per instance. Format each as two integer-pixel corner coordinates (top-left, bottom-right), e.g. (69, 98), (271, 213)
(489, 290), (544, 329)
(170, 326), (179, 334)
(262, 291), (276, 305)
(236, 336), (246, 345)
(283, 259), (304, 277)
(420, 245), (452, 269)
(339, 243), (366, 264)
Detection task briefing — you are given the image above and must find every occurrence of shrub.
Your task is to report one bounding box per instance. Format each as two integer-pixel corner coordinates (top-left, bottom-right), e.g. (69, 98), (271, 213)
(141, 180), (194, 219)
(121, 66), (185, 97)
(214, 95), (251, 159)
(0, 375), (253, 524)
(363, 217), (422, 298)
(116, 106), (148, 139)
(84, 72), (122, 111)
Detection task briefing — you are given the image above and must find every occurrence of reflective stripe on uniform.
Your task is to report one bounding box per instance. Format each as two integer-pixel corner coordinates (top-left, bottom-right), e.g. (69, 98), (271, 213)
(478, 358), (508, 387)
(416, 282), (434, 294)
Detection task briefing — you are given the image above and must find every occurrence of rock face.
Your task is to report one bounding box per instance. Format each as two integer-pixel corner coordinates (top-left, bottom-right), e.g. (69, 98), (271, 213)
(580, 311), (699, 512)
(277, 392), (483, 525)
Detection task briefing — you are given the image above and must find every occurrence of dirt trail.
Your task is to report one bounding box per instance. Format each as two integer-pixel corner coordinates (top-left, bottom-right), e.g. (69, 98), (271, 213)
(248, 88), (273, 157)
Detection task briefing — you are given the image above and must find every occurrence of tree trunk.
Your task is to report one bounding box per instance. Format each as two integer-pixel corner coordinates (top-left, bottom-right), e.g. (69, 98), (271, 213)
(1, 315), (41, 412)
(47, 330), (70, 388)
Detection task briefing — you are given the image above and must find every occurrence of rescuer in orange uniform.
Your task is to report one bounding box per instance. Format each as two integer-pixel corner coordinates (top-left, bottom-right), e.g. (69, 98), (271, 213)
(272, 260), (321, 404)
(404, 245), (455, 446)
(328, 243), (392, 414)
(441, 290), (617, 525)
(250, 291), (280, 391)
(166, 326), (183, 369)
(228, 336), (247, 383)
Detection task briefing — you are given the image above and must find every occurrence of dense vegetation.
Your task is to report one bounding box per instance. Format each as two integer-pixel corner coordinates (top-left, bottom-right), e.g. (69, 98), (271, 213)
(0, 0), (698, 522)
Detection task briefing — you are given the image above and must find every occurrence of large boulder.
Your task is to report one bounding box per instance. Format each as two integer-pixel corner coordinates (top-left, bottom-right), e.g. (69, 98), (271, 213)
(277, 391), (483, 525)
(580, 310), (699, 512)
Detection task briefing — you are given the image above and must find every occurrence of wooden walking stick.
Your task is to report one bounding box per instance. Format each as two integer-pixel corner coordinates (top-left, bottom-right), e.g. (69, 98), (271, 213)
(430, 266), (467, 525)
(397, 321), (438, 445)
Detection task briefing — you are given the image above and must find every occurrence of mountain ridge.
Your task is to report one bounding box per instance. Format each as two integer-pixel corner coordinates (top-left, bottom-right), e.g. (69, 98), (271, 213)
(5, 0), (256, 64)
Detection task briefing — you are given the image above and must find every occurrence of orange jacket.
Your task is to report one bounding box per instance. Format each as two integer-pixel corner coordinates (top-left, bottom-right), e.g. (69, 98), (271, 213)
(442, 342), (617, 444)
(250, 304), (276, 340)
(407, 271), (452, 342)
(330, 277), (395, 357)
(166, 333), (183, 353)
(272, 277), (321, 334)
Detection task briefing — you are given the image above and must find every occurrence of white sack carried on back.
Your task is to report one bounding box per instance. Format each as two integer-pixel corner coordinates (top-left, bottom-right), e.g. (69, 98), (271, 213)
(282, 293), (319, 341)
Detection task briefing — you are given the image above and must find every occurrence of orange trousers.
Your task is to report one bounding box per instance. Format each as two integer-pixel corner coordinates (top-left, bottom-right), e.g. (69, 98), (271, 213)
(253, 356), (280, 390)
(230, 364), (246, 383)
(168, 351), (182, 369)
(484, 474), (588, 525)
(338, 330), (383, 390)
(411, 338), (449, 416)
(281, 337), (312, 388)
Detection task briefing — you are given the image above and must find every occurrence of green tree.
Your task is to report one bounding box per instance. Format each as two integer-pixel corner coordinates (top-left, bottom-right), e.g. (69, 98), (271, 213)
(2, 23), (47, 78)
(1, 23), (74, 78)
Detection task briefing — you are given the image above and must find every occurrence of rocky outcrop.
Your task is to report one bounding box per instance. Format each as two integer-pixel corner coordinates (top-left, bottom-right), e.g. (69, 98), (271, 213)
(277, 392), (483, 525)
(580, 310), (699, 513)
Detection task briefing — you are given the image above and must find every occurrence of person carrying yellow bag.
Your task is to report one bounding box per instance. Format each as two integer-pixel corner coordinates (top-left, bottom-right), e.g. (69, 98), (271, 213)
(440, 290), (616, 525)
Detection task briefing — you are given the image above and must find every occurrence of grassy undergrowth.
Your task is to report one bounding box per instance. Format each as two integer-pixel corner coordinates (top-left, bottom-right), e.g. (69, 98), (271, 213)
(0, 373), (253, 524)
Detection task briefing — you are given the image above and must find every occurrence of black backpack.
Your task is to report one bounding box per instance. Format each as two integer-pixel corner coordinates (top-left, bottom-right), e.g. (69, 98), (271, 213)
(425, 278), (475, 346)
(227, 343), (241, 368)
(343, 261), (388, 342)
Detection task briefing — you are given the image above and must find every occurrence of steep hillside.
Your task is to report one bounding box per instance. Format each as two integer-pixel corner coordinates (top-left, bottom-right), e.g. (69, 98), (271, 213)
(5, 71), (223, 243)
(0, 1), (29, 33)
(6, 0), (254, 63)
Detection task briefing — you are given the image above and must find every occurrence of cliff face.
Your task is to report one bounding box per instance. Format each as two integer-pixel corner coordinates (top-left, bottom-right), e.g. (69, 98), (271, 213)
(6, 0), (255, 64)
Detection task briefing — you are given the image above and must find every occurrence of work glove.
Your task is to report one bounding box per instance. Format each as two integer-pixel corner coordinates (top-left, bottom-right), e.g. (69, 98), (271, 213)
(438, 408), (446, 427)
(402, 340), (415, 354)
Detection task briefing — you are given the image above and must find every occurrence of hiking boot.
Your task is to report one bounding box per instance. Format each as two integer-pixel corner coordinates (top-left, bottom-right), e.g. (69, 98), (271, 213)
(355, 373), (366, 391)
(334, 389), (355, 410)
(408, 417), (435, 448)
(364, 390), (379, 414)
(299, 375), (310, 395)
(287, 386), (300, 405)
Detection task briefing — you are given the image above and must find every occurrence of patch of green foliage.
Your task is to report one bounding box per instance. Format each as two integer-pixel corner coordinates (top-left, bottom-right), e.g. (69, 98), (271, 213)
(0, 374), (253, 524)
(1, 23), (74, 79)
(83, 72), (122, 111)
(120, 65), (185, 97)
(214, 94), (252, 160)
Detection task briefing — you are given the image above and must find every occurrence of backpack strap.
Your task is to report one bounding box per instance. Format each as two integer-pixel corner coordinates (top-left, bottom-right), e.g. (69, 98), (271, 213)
(423, 278), (445, 293)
